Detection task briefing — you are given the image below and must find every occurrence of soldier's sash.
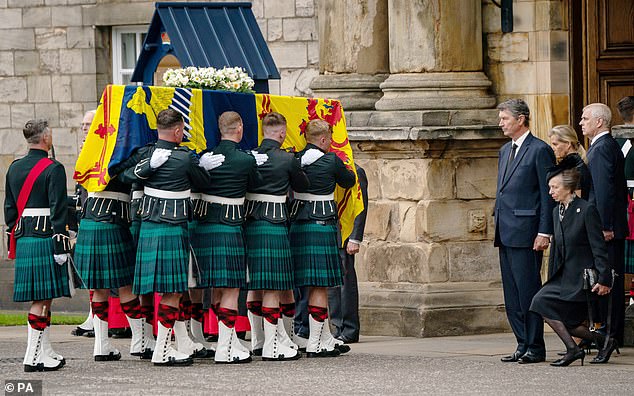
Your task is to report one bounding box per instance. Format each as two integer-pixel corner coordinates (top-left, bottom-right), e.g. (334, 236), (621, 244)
(8, 157), (53, 259)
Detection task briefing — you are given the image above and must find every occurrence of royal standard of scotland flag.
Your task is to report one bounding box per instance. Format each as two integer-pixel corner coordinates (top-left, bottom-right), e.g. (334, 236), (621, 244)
(74, 84), (363, 246)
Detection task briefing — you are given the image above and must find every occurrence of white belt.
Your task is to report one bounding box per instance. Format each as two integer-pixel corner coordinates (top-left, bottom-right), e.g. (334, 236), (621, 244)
(144, 187), (191, 199)
(88, 191), (131, 203)
(627, 180), (634, 188)
(293, 192), (334, 201)
(22, 208), (50, 216)
(245, 193), (286, 203)
(190, 193), (202, 200)
(202, 194), (245, 205)
(132, 191), (144, 200)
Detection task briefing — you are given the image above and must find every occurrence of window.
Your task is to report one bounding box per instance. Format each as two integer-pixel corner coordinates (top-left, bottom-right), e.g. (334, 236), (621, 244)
(112, 26), (148, 85)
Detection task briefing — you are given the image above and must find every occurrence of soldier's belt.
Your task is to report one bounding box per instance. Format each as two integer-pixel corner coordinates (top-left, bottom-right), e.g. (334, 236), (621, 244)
(88, 191), (131, 203)
(245, 193), (286, 203)
(201, 194), (245, 205)
(131, 191), (144, 200)
(627, 180), (634, 188)
(190, 192), (202, 201)
(144, 187), (191, 199)
(22, 208), (51, 216)
(293, 192), (334, 201)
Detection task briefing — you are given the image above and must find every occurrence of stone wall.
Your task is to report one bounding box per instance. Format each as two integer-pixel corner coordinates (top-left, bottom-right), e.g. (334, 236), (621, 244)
(483, 0), (570, 141)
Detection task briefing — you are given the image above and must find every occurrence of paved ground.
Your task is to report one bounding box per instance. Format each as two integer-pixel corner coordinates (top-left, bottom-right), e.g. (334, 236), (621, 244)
(1, 325), (633, 395)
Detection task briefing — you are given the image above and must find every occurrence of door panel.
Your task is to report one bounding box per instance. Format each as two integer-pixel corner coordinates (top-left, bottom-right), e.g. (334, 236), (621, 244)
(586, 0), (634, 125)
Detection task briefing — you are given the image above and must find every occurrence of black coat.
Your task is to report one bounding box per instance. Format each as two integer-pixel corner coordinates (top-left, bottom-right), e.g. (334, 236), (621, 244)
(586, 133), (628, 239)
(546, 198), (611, 302)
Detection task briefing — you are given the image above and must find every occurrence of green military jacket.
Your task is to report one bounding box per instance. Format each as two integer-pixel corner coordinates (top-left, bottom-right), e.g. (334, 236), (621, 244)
(246, 138), (309, 223)
(290, 143), (356, 222)
(4, 149), (70, 254)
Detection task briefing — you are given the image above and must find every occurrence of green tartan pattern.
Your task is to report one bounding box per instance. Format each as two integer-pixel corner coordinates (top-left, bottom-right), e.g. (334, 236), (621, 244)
(192, 223), (246, 288)
(625, 240), (634, 274)
(290, 221), (342, 287)
(245, 220), (294, 290)
(133, 221), (189, 294)
(74, 219), (135, 289)
(130, 219), (141, 248)
(13, 237), (70, 302)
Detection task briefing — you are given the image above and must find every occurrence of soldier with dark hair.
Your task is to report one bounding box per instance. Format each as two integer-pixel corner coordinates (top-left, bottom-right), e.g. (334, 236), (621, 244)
(116, 108), (223, 366)
(5, 119), (71, 372)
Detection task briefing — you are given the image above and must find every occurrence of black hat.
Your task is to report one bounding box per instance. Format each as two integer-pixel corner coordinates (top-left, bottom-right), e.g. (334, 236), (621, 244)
(546, 154), (579, 181)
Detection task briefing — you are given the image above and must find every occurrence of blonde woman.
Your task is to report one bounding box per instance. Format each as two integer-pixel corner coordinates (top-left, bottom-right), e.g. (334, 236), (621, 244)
(548, 125), (593, 200)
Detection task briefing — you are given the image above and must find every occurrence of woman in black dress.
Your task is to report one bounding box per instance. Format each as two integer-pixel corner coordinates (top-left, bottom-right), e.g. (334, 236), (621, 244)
(530, 164), (614, 366)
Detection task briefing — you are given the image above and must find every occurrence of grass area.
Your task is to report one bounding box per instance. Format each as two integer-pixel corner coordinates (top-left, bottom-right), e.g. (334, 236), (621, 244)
(0, 311), (86, 326)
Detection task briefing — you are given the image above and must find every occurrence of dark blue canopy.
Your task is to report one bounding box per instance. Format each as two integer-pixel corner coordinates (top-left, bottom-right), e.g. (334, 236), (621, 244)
(131, 2), (279, 93)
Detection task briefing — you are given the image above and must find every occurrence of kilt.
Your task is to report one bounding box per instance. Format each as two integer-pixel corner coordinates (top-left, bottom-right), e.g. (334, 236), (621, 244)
(74, 219), (135, 289)
(130, 220), (141, 248)
(245, 220), (294, 290)
(290, 221), (342, 288)
(13, 237), (71, 302)
(530, 275), (587, 327)
(625, 240), (634, 274)
(134, 221), (189, 294)
(192, 223), (246, 288)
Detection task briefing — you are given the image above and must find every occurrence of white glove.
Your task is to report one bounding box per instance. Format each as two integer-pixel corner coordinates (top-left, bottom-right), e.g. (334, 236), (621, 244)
(301, 148), (324, 167)
(150, 148), (172, 169)
(200, 153), (225, 170)
(54, 254), (68, 265)
(251, 151), (269, 166)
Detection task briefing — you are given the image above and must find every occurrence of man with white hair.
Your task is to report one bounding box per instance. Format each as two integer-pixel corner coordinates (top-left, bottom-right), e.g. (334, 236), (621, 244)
(580, 102), (628, 361)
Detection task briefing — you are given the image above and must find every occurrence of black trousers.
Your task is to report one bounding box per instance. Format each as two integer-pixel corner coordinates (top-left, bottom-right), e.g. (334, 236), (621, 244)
(327, 250), (360, 341)
(598, 238), (625, 345)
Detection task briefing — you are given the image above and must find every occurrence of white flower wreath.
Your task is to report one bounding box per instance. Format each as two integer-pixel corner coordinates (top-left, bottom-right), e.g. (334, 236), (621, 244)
(163, 66), (255, 93)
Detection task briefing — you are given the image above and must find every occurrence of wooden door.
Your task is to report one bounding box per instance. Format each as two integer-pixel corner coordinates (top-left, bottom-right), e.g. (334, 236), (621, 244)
(585, 0), (634, 125)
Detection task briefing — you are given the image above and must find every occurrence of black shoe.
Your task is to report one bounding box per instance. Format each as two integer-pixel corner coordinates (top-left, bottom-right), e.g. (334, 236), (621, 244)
(205, 334), (218, 342)
(154, 356), (194, 366)
(306, 348), (341, 358)
(252, 348), (263, 357)
(590, 339), (617, 364)
(110, 328), (132, 339)
(517, 352), (545, 364)
(94, 351), (122, 362)
(335, 344), (351, 354)
(500, 350), (523, 362)
(550, 347), (585, 367)
(336, 335), (359, 344)
(71, 326), (93, 337)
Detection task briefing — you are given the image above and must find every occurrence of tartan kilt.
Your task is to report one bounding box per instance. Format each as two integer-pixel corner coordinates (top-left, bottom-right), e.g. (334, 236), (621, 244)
(13, 237), (71, 302)
(290, 221), (342, 288)
(192, 223), (246, 288)
(130, 219), (141, 248)
(245, 220), (294, 290)
(133, 221), (189, 294)
(74, 219), (135, 289)
(625, 240), (634, 274)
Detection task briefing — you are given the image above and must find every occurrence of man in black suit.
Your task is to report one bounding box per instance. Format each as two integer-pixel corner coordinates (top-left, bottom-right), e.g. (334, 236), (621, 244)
(328, 165), (368, 344)
(581, 102), (628, 347)
(494, 99), (556, 364)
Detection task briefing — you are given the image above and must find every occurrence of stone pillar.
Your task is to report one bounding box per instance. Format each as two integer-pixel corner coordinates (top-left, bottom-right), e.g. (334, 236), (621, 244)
(310, 0), (389, 110)
(375, 0), (495, 111)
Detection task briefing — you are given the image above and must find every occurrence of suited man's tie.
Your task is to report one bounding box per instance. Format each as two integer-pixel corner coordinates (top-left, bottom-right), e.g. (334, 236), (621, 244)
(505, 143), (518, 178)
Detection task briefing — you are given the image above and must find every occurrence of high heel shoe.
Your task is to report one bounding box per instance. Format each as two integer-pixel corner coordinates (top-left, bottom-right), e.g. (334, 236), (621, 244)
(550, 348), (585, 367)
(590, 339), (617, 364)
